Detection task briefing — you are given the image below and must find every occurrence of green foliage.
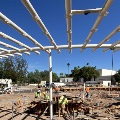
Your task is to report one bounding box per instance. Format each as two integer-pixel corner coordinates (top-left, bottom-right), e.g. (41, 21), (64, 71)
(114, 69), (120, 83)
(40, 70), (49, 82)
(52, 72), (58, 82)
(0, 62), (4, 78)
(27, 71), (40, 84)
(0, 56), (28, 83)
(27, 70), (58, 83)
(67, 63), (70, 76)
(71, 66), (100, 82)
(86, 63), (89, 66)
(0, 57), (101, 84)
(80, 66), (100, 82)
(67, 63), (70, 66)
(60, 73), (64, 77)
(71, 66), (80, 81)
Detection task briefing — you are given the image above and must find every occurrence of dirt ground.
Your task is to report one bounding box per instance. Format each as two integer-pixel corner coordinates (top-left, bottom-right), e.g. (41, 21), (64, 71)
(0, 86), (120, 120)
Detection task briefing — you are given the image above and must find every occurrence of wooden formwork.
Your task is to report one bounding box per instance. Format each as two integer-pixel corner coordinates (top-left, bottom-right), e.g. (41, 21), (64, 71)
(27, 96), (89, 115)
(60, 87), (120, 92)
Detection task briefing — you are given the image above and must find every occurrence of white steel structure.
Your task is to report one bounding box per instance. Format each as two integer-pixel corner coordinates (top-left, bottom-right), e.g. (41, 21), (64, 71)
(0, 0), (120, 119)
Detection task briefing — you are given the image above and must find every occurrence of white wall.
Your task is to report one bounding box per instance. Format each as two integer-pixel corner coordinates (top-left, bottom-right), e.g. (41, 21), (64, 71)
(40, 81), (46, 85)
(95, 69), (117, 82)
(60, 77), (73, 82)
(103, 81), (111, 87)
(29, 84), (38, 86)
(97, 69), (117, 76)
(53, 82), (66, 86)
(85, 80), (111, 86)
(95, 76), (111, 81)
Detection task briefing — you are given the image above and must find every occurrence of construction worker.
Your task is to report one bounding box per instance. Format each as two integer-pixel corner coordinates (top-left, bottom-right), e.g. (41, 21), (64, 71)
(85, 85), (89, 98)
(17, 97), (22, 105)
(55, 86), (59, 93)
(14, 97), (23, 113)
(43, 91), (49, 100)
(58, 95), (68, 115)
(35, 89), (41, 98)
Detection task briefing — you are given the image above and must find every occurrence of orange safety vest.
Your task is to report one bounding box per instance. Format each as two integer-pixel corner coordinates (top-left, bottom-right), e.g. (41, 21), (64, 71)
(55, 86), (59, 91)
(85, 87), (89, 92)
(17, 99), (22, 105)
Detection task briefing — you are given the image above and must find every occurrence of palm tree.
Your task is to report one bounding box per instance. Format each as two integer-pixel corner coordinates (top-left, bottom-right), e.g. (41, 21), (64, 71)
(86, 63), (89, 66)
(67, 63), (70, 76)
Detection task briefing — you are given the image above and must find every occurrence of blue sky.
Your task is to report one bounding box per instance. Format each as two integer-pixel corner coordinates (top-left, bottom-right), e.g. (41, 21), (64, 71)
(0, 0), (120, 75)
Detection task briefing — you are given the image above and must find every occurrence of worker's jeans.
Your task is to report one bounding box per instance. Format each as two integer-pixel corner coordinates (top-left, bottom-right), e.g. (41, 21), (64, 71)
(86, 92), (89, 98)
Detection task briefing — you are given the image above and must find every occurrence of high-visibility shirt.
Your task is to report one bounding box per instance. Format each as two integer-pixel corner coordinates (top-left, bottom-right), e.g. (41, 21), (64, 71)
(85, 87), (89, 92)
(59, 96), (68, 105)
(44, 94), (49, 100)
(35, 92), (41, 98)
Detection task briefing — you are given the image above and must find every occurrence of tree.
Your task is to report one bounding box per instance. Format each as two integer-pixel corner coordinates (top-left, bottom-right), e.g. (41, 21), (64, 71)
(40, 70), (58, 82)
(27, 72), (36, 84)
(34, 70), (41, 83)
(0, 61), (4, 78)
(60, 73), (63, 77)
(2, 58), (15, 79)
(71, 65), (100, 82)
(27, 70), (58, 83)
(40, 70), (49, 82)
(52, 72), (58, 82)
(27, 70), (42, 84)
(71, 66), (80, 81)
(86, 63), (89, 66)
(114, 69), (120, 84)
(80, 66), (100, 82)
(15, 57), (28, 84)
(0, 56), (28, 84)
(67, 63), (70, 76)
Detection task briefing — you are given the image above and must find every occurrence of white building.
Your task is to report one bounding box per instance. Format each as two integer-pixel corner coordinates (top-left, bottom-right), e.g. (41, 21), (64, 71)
(82, 69), (117, 86)
(95, 69), (117, 81)
(60, 77), (73, 83)
(0, 79), (12, 88)
(97, 69), (116, 76)
(86, 80), (111, 87)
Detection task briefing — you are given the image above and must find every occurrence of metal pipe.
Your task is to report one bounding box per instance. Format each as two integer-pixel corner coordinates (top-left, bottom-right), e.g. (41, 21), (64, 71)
(0, 54), (14, 57)
(83, 82), (85, 100)
(81, 0), (113, 52)
(0, 48), (9, 52)
(0, 44), (120, 54)
(24, 52), (30, 55)
(49, 49), (53, 120)
(114, 48), (120, 52)
(21, 0), (60, 53)
(92, 25), (120, 52)
(71, 8), (102, 14)
(1, 44), (120, 55)
(0, 32), (40, 55)
(103, 40), (120, 52)
(0, 55), (8, 58)
(65, 0), (72, 53)
(0, 41), (20, 51)
(14, 53), (22, 56)
(0, 12), (49, 53)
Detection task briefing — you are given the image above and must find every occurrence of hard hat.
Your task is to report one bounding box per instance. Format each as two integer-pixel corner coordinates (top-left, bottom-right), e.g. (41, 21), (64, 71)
(38, 90), (41, 92)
